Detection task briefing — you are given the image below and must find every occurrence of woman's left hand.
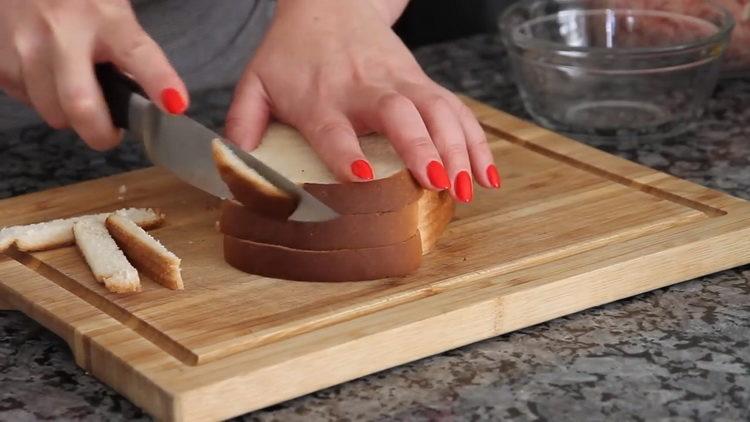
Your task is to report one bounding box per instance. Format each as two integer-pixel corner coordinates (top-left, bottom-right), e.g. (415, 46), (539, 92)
(224, 0), (500, 203)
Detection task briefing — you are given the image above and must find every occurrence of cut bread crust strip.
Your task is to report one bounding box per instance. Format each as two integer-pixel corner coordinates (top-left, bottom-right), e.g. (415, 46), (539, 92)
(223, 234), (423, 282)
(73, 219), (141, 293)
(212, 139), (296, 218)
(219, 199), (419, 250)
(0, 208), (163, 253)
(106, 214), (184, 290)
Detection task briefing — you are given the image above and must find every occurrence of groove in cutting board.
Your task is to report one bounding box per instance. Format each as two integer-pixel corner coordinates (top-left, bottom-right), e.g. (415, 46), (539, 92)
(481, 124), (726, 217)
(4, 246), (199, 365)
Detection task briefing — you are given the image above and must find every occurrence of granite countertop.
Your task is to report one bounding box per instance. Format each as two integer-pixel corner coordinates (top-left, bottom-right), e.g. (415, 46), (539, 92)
(1, 34), (749, 421)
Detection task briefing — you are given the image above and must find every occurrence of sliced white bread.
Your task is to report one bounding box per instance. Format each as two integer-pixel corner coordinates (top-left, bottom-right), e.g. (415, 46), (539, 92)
(106, 214), (183, 290)
(222, 191), (454, 282)
(0, 208), (163, 253)
(212, 138), (293, 217)
(73, 219), (141, 293)
(251, 123), (406, 184)
(212, 123), (421, 216)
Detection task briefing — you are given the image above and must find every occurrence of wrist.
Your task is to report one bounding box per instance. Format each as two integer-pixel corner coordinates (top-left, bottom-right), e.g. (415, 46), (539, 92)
(275, 0), (408, 26)
(366, 0), (410, 26)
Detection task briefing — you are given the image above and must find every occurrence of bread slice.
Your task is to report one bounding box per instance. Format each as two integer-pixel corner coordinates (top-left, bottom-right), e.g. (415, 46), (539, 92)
(212, 124), (421, 217)
(222, 191), (453, 282)
(219, 188), (454, 252)
(223, 234), (423, 282)
(0, 208), (163, 253)
(219, 199), (419, 250)
(106, 214), (183, 290)
(212, 138), (295, 218)
(73, 219), (141, 293)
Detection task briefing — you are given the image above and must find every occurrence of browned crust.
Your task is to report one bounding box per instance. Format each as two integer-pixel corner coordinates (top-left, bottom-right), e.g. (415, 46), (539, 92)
(223, 234), (423, 282)
(106, 216), (184, 290)
(219, 200), (419, 250)
(417, 190), (455, 254)
(302, 170), (422, 214)
(212, 140), (297, 218)
(137, 216), (165, 231)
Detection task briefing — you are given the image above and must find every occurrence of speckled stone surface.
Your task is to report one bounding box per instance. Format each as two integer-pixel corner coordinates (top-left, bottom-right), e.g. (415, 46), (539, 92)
(1, 34), (749, 421)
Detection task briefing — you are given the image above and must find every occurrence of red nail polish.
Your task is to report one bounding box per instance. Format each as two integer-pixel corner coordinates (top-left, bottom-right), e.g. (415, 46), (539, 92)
(161, 88), (187, 114)
(486, 164), (501, 188)
(427, 161), (450, 190)
(455, 171), (473, 203)
(351, 159), (374, 181)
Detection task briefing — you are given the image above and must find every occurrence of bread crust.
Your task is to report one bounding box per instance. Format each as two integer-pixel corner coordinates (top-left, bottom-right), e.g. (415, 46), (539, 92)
(73, 219), (141, 293)
(223, 234), (423, 282)
(219, 200), (419, 250)
(302, 170), (422, 214)
(106, 215), (184, 290)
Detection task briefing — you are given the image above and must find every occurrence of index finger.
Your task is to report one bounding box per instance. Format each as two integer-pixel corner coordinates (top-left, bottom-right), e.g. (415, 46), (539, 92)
(102, 15), (188, 115)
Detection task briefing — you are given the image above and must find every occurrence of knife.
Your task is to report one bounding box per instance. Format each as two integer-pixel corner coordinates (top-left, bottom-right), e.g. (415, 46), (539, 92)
(94, 64), (339, 222)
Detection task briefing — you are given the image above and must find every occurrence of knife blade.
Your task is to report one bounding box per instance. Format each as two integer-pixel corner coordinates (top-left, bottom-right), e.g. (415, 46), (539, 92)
(95, 64), (339, 223)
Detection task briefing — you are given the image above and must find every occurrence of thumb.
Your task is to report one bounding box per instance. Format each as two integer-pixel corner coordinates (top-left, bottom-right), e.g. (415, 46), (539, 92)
(225, 71), (270, 151)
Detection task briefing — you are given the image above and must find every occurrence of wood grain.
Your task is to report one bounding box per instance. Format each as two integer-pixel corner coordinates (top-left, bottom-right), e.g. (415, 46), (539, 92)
(1, 97), (749, 421)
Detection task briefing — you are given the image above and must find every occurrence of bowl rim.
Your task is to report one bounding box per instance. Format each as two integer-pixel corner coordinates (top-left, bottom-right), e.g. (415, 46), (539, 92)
(499, 0), (736, 55)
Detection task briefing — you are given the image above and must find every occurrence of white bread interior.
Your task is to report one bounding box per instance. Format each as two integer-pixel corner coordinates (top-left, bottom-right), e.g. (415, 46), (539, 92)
(73, 219), (141, 294)
(250, 123), (405, 184)
(211, 139), (286, 199)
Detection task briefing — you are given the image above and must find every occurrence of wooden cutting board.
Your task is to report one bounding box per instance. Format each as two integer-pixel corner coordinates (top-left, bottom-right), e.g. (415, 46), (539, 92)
(2, 98), (750, 421)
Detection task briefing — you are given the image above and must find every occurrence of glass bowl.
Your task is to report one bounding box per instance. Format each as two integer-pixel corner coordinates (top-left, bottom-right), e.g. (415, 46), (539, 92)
(499, 0), (735, 140)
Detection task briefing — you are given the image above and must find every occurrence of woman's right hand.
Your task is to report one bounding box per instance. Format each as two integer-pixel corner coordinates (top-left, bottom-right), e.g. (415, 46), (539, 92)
(0, 0), (188, 149)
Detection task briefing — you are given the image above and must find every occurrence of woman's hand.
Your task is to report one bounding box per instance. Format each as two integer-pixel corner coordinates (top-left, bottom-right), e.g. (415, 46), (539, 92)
(225, 0), (500, 202)
(0, 0), (188, 150)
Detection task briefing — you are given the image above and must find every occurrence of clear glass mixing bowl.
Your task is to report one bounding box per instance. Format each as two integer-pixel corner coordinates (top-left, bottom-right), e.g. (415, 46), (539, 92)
(499, 0), (735, 140)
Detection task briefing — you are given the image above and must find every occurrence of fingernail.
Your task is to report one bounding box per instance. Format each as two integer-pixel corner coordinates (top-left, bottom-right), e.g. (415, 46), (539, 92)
(427, 160), (451, 190)
(486, 164), (501, 188)
(455, 171), (473, 203)
(161, 88), (187, 114)
(351, 159), (374, 181)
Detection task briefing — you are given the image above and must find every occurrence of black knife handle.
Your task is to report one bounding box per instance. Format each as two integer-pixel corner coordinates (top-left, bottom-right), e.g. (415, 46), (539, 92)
(95, 63), (146, 129)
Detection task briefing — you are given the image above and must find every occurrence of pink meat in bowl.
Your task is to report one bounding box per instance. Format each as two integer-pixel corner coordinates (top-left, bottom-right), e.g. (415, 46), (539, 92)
(619, 0), (749, 73)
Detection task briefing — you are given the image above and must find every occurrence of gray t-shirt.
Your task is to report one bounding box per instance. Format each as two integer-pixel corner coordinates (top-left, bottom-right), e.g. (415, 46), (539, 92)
(0, 0), (275, 130)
